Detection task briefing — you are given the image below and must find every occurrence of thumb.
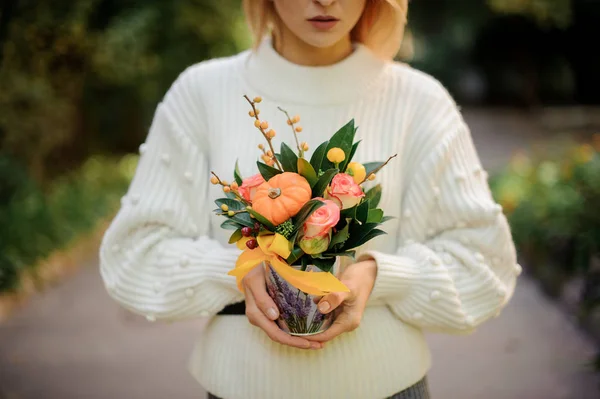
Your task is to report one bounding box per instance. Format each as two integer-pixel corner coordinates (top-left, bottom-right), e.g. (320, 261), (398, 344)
(317, 291), (351, 314)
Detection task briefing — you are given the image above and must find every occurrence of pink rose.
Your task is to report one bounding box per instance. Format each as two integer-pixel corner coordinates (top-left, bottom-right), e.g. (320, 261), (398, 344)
(299, 198), (340, 255)
(325, 173), (365, 209)
(238, 173), (265, 202)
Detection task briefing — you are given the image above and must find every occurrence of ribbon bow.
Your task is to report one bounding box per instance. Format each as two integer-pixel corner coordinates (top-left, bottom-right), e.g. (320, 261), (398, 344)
(228, 233), (349, 296)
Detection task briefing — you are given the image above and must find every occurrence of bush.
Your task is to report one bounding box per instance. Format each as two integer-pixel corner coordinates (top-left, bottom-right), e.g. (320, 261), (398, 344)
(0, 154), (137, 293)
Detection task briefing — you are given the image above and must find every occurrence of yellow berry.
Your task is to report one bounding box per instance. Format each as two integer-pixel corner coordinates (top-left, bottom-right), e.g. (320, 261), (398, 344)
(368, 174), (376, 181)
(230, 182), (239, 190)
(249, 110), (255, 117)
(267, 129), (276, 138)
(347, 162), (367, 184)
(287, 119), (293, 125)
(261, 155), (270, 163)
(295, 126), (303, 133)
(327, 147), (345, 164)
(254, 120), (261, 128)
(301, 142), (309, 152)
(255, 109), (260, 115)
(210, 176), (219, 185)
(258, 144), (264, 150)
(227, 210), (235, 216)
(293, 115), (300, 123)
(220, 204), (229, 211)
(266, 150), (273, 157)
(253, 96), (262, 103)
(260, 121), (269, 130)
(221, 180), (229, 186)
(223, 186), (231, 193)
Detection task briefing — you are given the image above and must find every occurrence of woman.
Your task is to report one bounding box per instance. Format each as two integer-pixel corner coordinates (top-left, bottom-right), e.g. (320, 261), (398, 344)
(99, 0), (520, 398)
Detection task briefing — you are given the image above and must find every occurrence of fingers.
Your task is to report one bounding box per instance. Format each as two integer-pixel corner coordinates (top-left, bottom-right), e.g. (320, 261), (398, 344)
(242, 266), (279, 320)
(245, 288), (322, 350)
(308, 312), (361, 343)
(317, 291), (351, 314)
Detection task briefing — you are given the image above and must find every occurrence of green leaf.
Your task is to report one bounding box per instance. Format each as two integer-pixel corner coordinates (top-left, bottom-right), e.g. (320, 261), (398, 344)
(366, 208), (384, 224)
(347, 140), (361, 166)
(225, 191), (238, 200)
(311, 256), (337, 273)
(341, 222), (379, 250)
(329, 223), (350, 249)
(301, 255), (309, 271)
(322, 250), (356, 259)
(280, 142), (298, 173)
(364, 161), (385, 176)
(228, 229), (243, 244)
(340, 205), (357, 219)
(297, 158), (318, 186)
(231, 212), (255, 228)
(215, 198), (245, 211)
(310, 141), (329, 172)
(381, 216), (395, 223)
(286, 247), (304, 265)
(291, 199), (325, 233)
(257, 161), (282, 181)
(246, 207), (276, 231)
(234, 160), (243, 186)
(311, 168), (338, 198)
(321, 119), (356, 172)
(221, 220), (242, 230)
(364, 184), (382, 209)
(356, 200), (370, 224)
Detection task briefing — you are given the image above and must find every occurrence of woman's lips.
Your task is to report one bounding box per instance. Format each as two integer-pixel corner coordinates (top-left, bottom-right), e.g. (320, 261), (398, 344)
(308, 16), (339, 30)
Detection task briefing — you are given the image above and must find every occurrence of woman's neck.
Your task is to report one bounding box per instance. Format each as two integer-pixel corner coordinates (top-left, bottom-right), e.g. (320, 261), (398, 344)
(273, 27), (353, 67)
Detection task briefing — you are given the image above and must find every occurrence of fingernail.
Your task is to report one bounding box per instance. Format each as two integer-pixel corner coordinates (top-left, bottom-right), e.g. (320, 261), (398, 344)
(310, 342), (321, 350)
(266, 308), (278, 320)
(318, 302), (330, 313)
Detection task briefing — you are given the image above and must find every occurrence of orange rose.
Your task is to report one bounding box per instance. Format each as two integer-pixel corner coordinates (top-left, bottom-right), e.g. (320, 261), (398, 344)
(325, 173), (365, 209)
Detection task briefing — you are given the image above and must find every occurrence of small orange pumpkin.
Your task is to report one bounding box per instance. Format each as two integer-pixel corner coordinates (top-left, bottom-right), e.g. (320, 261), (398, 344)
(252, 172), (311, 225)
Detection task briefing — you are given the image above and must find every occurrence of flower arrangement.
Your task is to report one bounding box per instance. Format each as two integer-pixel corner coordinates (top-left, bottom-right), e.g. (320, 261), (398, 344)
(210, 95), (396, 334)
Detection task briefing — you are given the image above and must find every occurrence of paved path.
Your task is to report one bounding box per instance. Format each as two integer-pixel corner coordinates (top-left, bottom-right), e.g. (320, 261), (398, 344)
(1, 109), (599, 399)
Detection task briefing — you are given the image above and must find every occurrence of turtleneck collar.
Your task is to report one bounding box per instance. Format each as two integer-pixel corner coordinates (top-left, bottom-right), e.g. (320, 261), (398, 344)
(240, 38), (388, 106)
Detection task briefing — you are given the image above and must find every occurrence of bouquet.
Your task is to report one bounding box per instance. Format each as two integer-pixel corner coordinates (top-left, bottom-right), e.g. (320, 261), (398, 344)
(211, 95), (396, 335)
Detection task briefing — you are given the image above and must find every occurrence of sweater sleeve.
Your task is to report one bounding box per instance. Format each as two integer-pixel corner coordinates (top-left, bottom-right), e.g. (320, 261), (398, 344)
(360, 95), (520, 334)
(99, 67), (243, 322)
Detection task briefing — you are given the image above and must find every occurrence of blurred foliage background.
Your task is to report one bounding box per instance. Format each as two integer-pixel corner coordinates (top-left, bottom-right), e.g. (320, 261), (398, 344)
(0, 0), (599, 345)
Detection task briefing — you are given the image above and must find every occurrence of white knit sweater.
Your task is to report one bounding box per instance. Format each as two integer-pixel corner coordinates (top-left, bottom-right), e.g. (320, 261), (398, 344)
(99, 39), (519, 399)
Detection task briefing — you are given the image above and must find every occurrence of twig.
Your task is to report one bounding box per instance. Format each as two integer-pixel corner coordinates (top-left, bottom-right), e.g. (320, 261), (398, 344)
(243, 95), (283, 170)
(277, 106), (303, 157)
(359, 154), (398, 184)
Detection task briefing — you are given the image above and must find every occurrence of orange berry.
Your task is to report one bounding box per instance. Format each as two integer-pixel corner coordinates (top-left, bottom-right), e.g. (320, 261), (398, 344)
(267, 159), (275, 167)
(368, 174), (376, 181)
(221, 180), (229, 186)
(223, 186), (231, 193)
(287, 119), (293, 125)
(258, 144), (264, 150)
(210, 176), (219, 185)
(302, 142), (309, 151)
(266, 150), (273, 157)
(254, 120), (261, 128)
(230, 182), (239, 190)
(255, 108), (260, 115)
(261, 155), (270, 163)
(253, 96), (262, 103)
(295, 126), (303, 133)
(249, 110), (255, 117)
(267, 129), (276, 138)
(260, 121), (269, 130)
(293, 115), (300, 123)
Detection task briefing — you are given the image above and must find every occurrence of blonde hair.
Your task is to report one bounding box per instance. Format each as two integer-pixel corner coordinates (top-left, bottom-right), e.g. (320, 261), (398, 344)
(243, 0), (409, 60)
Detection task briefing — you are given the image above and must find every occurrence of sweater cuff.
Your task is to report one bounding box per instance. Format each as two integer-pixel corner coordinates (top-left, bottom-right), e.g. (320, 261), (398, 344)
(358, 250), (421, 302)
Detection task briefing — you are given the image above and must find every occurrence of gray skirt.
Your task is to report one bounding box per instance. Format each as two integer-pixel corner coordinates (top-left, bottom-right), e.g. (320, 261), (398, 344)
(207, 376), (430, 399)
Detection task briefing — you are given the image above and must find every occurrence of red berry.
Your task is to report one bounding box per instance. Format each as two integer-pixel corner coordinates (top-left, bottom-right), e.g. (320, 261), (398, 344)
(241, 227), (252, 237)
(246, 239), (258, 249)
(253, 222), (261, 232)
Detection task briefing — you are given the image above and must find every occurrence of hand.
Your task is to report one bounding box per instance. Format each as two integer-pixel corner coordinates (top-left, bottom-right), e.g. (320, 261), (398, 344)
(308, 259), (377, 343)
(242, 266), (323, 350)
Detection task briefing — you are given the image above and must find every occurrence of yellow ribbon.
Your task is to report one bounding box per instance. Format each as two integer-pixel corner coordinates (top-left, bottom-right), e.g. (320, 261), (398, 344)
(228, 233), (349, 296)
